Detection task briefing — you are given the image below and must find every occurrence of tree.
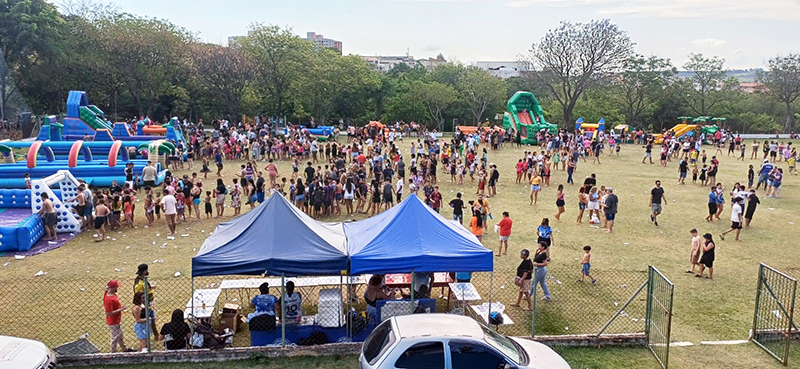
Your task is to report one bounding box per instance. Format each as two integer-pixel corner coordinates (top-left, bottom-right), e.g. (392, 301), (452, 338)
(239, 24), (312, 117)
(519, 19), (634, 127)
(0, 0), (65, 118)
(410, 81), (458, 129)
(756, 54), (800, 133)
(191, 43), (254, 119)
(460, 68), (507, 124)
(681, 53), (735, 116)
(614, 55), (676, 128)
(97, 15), (193, 117)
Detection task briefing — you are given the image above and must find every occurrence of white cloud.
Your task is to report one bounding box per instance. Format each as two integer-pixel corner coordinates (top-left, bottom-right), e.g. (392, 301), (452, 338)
(691, 38), (727, 47)
(504, 0), (800, 21)
(732, 48), (745, 55)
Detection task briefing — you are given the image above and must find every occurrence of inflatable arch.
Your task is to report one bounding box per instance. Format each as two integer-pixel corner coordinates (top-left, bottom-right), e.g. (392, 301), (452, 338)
(68, 140), (94, 167)
(107, 141), (130, 167)
(27, 141), (56, 168)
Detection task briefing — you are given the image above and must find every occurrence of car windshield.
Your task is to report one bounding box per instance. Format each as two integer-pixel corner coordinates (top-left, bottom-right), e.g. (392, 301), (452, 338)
(482, 325), (522, 364)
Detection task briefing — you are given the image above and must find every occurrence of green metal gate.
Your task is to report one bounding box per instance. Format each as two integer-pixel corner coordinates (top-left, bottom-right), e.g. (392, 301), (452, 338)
(752, 263), (797, 366)
(645, 266), (674, 369)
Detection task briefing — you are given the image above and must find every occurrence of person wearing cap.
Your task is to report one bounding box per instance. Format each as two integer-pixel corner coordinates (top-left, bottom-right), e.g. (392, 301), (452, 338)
(133, 264), (158, 337)
(756, 159), (774, 190)
(104, 280), (130, 352)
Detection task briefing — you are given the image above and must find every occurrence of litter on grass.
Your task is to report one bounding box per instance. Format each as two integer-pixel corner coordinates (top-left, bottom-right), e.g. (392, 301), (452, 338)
(34, 270), (46, 276)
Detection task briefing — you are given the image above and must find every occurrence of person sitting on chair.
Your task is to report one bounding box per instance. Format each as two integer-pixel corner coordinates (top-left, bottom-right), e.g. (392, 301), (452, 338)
(276, 281), (302, 323)
(248, 283), (279, 331)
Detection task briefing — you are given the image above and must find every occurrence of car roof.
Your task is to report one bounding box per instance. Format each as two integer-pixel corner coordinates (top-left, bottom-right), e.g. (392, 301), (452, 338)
(393, 314), (484, 339)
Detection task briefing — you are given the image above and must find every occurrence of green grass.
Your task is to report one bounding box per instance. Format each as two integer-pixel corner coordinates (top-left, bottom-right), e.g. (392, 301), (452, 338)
(1, 138), (799, 367)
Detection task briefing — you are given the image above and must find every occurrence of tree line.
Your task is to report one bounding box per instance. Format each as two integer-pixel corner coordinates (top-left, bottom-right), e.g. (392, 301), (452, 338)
(1, 1), (799, 133)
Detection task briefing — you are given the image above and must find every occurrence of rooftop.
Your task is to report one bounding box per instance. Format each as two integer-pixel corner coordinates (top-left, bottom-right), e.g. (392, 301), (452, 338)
(393, 314), (484, 339)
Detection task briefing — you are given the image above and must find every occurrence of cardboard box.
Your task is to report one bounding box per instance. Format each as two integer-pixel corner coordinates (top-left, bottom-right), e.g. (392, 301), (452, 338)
(219, 303), (241, 332)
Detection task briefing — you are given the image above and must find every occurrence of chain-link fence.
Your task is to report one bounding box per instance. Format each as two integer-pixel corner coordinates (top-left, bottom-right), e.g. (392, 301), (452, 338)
(0, 266), (655, 354)
(752, 264), (798, 366)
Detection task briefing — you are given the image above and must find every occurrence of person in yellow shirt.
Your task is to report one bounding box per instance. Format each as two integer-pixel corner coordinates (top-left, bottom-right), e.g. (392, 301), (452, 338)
(529, 171), (542, 205)
(133, 264), (158, 339)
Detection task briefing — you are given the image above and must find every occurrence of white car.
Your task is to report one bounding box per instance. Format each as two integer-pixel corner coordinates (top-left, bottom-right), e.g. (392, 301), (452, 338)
(0, 335), (57, 369)
(359, 314), (570, 369)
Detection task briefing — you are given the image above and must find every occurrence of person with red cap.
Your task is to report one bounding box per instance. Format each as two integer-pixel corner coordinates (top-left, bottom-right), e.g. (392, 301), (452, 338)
(103, 280), (131, 352)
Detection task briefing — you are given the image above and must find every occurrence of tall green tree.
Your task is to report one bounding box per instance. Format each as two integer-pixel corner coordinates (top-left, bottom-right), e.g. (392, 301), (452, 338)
(614, 55), (676, 128)
(519, 19), (634, 127)
(681, 53), (736, 116)
(191, 43), (254, 119)
(460, 68), (507, 124)
(0, 0), (64, 118)
(97, 15), (193, 117)
(411, 81), (458, 129)
(240, 24), (312, 117)
(756, 54), (800, 133)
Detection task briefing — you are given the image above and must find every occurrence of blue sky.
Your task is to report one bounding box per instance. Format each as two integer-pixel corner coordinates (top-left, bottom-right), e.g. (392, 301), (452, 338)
(107, 0), (800, 69)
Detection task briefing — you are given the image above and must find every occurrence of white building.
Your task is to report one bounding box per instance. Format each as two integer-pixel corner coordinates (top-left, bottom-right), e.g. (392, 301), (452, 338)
(361, 54), (446, 72)
(474, 61), (522, 79)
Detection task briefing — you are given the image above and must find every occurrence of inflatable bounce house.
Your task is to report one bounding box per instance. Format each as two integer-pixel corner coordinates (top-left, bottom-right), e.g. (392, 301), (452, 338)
(502, 91), (557, 145)
(575, 117), (605, 142)
(0, 170), (82, 252)
(286, 125), (335, 141)
(654, 116), (720, 144)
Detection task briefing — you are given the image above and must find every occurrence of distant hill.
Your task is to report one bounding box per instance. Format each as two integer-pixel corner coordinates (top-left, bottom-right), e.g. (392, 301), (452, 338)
(677, 69), (763, 82)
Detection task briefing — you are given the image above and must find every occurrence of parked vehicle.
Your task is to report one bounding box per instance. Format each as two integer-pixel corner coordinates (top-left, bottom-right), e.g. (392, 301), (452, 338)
(359, 314), (570, 369)
(0, 335), (57, 369)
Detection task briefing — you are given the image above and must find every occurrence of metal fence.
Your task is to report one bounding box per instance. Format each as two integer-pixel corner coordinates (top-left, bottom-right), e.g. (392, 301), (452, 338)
(0, 266), (661, 355)
(752, 264), (798, 366)
(645, 266), (674, 369)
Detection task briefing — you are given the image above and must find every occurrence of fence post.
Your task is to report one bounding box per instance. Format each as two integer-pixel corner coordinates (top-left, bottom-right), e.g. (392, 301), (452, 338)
(752, 264), (764, 340)
(281, 273), (286, 348)
(784, 277), (797, 365)
(144, 276), (151, 353)
(531, 271), (538, 338)
(644, 266), (653, 345)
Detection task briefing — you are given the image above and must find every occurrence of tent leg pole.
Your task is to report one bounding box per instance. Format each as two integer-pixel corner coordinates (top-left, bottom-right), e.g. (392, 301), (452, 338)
(410, 272), (415, 314)
(281, 274), (286, 348)
(488, 272), (493, 328)
(190, 277), (194, 347)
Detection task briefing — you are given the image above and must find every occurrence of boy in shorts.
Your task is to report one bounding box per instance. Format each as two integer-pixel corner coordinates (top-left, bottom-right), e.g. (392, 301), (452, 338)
(578, 246), (596, 284)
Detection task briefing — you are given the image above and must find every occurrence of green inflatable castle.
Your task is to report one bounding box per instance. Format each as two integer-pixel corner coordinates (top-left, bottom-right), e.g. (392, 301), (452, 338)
(502, 91), (557, 145)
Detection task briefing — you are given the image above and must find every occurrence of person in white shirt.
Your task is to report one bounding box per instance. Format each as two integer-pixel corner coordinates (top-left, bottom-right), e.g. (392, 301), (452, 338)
(720, 197), (744, 241)
(276, 281), (302, 323)
(396, 178), (404, 202)
(160, 189), (177, 235)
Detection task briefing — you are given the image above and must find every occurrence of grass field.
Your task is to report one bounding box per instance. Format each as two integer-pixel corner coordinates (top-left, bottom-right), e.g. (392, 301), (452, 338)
(1, 138), (798, 367)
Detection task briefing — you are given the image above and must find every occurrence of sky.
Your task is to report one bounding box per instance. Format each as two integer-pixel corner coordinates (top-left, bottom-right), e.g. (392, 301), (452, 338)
(106, 0), (800, 69)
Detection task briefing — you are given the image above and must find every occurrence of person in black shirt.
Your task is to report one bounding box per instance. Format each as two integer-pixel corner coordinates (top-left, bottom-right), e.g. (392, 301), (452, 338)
(513, 249), (533, 311)
(649, 180), (666, 226)
(532, 242), (551, 301)
(255, 172), (266, 204)
(449, 192), (465, 224)
(583, 173), (596, 194)
(159, 309), (191, 350)
(642, 142), (654, 164)
(678, 159), (688, 185)
(304, 162), (315, 184)
(744, 189), (760, 228)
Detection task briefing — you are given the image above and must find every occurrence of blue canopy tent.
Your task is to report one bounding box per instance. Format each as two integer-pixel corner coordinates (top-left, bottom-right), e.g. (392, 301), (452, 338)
(344, 194), (493, 275)
(192, 194), (347, 277)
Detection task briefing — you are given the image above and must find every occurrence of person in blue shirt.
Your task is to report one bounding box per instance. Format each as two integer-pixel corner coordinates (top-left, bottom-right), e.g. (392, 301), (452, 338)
(537, 218), (555, 248)
(248, 283), (279, 331)
(715, 184), (725, 221)
(705, 186), (717, 222)
(756, 159), (774, 190)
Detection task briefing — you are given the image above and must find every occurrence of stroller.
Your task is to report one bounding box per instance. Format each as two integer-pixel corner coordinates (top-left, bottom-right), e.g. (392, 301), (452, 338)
(188, 316), (234, 349)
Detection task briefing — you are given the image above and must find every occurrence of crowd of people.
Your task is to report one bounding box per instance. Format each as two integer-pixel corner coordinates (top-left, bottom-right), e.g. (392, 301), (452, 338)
(84, 115), (799, 351)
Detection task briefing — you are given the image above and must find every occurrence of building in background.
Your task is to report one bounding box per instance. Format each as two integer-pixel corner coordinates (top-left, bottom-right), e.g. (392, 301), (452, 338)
(474, 61), (522, 79)
(361, 53), (446, 72)
(738, 82), (765, 93)
(306, 32), (342, 52)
